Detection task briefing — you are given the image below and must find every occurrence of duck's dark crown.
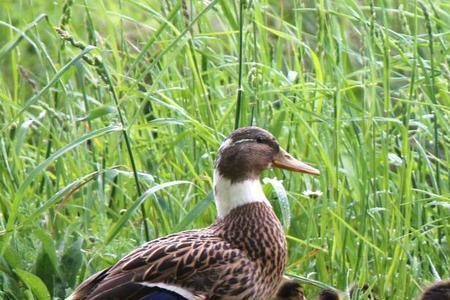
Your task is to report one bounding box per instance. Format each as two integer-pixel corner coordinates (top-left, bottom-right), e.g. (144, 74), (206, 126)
(215, 127), (280, 182)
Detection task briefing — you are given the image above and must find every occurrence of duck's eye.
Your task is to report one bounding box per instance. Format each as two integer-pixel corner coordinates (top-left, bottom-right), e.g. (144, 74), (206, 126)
(256, 137), (264, 143)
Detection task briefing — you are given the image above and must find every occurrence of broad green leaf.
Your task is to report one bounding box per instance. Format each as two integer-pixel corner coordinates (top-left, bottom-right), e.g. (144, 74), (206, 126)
(263, 177), (291, 231)
(33, 230), (58, 296)
(34, 230), (58, 271)
(60, 238), (83, 287)
(2, 244), (21, 269)
(14, 268), (51, 300)
(34, 250), (55, 297)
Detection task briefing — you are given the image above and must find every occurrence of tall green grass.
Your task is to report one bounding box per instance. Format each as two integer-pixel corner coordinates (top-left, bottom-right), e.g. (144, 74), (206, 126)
(0, 0), (448, 299)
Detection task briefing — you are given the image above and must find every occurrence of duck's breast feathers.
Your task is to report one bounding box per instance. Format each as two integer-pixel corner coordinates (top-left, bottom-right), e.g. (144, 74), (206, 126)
(71, 229), (258, 299)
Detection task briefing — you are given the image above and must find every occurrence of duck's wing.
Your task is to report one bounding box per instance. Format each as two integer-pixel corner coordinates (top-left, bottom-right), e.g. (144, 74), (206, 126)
(70, 229), (256, 300)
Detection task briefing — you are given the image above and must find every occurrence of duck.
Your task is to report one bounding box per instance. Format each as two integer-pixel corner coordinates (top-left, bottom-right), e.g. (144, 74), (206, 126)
(317, 280), (450, 300)
(271, 278), (306, 300)
(419, 280), (450, 300)
(318, 289), (339, 300)
(68, 127), (320, 300)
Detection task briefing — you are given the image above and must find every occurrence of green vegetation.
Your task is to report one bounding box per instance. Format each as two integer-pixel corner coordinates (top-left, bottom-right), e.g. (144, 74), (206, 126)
(0, 0), (448, 299)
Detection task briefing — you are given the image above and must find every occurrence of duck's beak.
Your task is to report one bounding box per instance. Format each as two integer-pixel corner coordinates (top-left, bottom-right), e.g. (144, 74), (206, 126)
(272, 149), (320, 175)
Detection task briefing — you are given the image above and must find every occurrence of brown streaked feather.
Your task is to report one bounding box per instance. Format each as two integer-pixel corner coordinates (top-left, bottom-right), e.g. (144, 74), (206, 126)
(71, 267), (112, 299)
(71, 202), (287, 300)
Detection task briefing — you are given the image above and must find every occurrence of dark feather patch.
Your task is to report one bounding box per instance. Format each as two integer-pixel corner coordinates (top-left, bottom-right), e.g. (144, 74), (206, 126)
(146, 247), (167, 263)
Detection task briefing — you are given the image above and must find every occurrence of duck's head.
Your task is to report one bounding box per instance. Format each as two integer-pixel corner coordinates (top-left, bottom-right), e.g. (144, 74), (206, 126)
(272, 279), (305, 300)
(214, 127), (319, 218)
(319, 289), (340, 300)
(420, 280), (450, 300)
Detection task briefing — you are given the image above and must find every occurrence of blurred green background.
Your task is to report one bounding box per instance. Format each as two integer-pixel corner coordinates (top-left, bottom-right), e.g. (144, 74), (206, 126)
(0, 0), (448, 299)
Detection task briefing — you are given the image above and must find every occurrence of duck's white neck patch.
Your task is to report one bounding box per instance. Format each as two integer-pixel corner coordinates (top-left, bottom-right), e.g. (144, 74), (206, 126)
(213, 169), (270, 218)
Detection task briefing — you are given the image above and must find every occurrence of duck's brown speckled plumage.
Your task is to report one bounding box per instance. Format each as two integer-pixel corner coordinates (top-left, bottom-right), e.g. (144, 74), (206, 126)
(72, 202), (286, 300)
(70, 127), (319, 300)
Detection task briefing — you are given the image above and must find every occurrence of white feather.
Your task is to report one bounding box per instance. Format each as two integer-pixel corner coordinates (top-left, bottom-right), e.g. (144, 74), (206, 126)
(214, 169), (270, 218)
(138, 282), (198, 299)
(218, 138), (232, 152)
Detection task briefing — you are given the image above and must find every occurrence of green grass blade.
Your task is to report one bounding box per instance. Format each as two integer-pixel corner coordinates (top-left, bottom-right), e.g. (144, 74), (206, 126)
(2, 45), (96, 131)
(103, 180), (191, 246)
